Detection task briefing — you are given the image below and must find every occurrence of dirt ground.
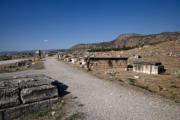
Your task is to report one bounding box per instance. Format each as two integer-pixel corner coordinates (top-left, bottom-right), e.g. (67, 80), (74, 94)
(77, 40), (180, 103)
(1, 57), (180, 120)
(15, 94), (86, 120)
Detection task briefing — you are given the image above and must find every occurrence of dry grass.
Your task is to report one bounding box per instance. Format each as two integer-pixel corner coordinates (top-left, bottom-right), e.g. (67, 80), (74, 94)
(15, 95), (86, 120)
(30, 61), (45, 70)
(68, 40), (180, 103)
(0, 60), (45, 73)
(87, 40), (180, 102)
(66, 112), (86, 120)
(90, 67), (180, 103)
(15, 98), (65, 120)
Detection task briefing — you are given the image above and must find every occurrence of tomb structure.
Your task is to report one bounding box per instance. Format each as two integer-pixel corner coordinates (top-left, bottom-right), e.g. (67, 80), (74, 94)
(0, 74), (59, 120)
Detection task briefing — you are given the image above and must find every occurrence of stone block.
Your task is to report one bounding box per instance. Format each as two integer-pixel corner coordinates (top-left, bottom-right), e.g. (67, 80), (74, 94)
(20, 85), (58, 104)
(2, 97), (58, 120)
(0, 110), (3, 120)
(0, 74), (61, 120)
(0, 87), (20, 109)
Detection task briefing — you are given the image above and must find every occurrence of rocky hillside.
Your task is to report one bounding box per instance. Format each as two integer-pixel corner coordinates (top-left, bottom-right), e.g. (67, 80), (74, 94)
(70, 32), (180, 50)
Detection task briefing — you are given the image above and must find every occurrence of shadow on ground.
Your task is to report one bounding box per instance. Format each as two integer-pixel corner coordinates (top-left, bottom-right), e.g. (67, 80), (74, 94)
(51, 80), (70, 97)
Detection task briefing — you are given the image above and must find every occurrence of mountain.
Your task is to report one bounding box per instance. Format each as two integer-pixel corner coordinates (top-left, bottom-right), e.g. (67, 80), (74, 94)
(70, 32), (180, 50)
(0, 50), (36, 55)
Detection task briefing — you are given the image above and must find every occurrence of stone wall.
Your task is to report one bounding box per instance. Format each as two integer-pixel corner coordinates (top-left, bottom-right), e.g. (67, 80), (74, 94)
(133, 62), (165, 74)
(88, 57), (128, 70)
(0, 74), (59, 120)
(0, 59), (32, 72)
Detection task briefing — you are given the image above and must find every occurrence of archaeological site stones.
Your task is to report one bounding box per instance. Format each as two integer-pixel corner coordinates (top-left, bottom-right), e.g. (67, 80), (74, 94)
(133, 62), (165, 74)
(0, 59), (32, 73)
(0, 74), (60, 120)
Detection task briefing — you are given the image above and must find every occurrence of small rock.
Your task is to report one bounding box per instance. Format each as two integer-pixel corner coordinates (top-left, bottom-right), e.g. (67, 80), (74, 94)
(13, 76), (17, 79)
(51, 111), (56, 116)
(134, 76), (139, 79)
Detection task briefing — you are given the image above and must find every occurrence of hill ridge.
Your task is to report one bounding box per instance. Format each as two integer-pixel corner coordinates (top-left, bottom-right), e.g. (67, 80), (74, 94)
(70, 32), (180, 50)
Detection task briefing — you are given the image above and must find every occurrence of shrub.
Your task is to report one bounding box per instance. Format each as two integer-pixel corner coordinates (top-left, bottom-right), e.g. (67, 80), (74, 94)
(170, 85), (179, 88)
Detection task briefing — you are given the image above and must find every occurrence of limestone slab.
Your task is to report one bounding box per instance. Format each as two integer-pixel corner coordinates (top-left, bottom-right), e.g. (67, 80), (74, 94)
(20, 85), (58, 104)
(2, 97), (58, 120)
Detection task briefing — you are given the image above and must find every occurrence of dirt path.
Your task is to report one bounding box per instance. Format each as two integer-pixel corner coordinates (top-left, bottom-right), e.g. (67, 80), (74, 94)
(43, 57), (180, 120)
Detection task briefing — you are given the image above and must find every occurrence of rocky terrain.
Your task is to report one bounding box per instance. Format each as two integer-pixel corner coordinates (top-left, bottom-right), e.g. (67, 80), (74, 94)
(71, 32), (180, 50)
(59, 37), (180, 103)
(0, 56), (180, 120)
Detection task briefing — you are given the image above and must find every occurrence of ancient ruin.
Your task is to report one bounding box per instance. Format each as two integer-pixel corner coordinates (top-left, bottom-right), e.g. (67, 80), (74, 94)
(34, 50), (42, 61)
(0, 59), (32, 72)
(86, 57), (128, 70)
(133, 62), (165, 74)
(0, 74), (60, 120)
(57, 51), (168, 75)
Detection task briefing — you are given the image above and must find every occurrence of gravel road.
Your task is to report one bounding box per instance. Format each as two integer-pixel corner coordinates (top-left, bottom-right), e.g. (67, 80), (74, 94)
(1, 57), (180, 120)
(44, 57), (180, 120)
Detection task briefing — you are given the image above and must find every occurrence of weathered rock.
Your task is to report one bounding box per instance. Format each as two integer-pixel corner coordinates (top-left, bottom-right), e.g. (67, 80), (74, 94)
(0, 80), (20, 109)
(0, 74), (61, 120)
(20, 85), (58, 104)
(0, 110), (3, 120)
(0, 88), (20, 109)
(2, 97), (58, 120)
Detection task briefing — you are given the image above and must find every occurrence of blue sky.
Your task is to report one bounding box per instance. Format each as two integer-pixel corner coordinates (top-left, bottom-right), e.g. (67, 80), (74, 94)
(0, 0), (179, 51)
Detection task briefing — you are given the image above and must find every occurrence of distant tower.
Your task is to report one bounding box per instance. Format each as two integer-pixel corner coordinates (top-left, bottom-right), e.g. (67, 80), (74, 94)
(34, 50), (42, 61)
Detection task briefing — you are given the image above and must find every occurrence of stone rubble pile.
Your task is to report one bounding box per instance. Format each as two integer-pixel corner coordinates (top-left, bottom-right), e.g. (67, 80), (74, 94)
(57, 51), (93, 69)
(0, 59), (32, 72)
(57, 51), (166, 75)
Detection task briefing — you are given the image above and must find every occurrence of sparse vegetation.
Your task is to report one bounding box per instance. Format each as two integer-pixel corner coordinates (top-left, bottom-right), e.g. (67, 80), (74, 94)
(148, 41), (163, 46)
(116, 78), (124, 82)
(72, 96), (78, 99)
(158, 85), (163, 91)
(67, 112), (86, 120)
(127, 78), (154, 93)
(31, 61), (45, 70)
(163, 72), (171, 75)
(134, 84), (154, 93)
(170, 94), (179, 100)
(16, 99), (66, 120)
(78, 104), (84, 107)
(37, 107), (52, 117)
(128, 78), (136, 85)
(88, 46), (137, 52)
(70, 38), (180, 103)
(170, 85), (179, 88)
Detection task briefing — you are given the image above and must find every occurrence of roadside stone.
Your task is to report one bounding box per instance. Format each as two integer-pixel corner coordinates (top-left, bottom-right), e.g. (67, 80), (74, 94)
(0, 74), (60, 120)
(2, 98), (58, 120)
(20, 85), (58, 104)
(0, 87), (20, 109)
(134, 76), (139, 79)
(51, 111), (56, 116)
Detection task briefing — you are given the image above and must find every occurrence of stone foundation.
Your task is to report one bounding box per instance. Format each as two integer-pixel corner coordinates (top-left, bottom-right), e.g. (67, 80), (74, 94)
(0, 59), (32, 72)
(0, 74), (59, 120)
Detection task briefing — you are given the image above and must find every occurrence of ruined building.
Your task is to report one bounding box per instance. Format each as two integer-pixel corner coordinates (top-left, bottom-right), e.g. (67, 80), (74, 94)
(34, 50), (42, 61)
(86, 57), (128, 70)
(133, 62), (165, 74)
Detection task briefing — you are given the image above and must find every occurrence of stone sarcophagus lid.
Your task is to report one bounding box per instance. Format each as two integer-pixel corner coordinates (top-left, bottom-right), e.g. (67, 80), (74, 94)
(133, 62), (165, 74)
(0, 74), (59, 120)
